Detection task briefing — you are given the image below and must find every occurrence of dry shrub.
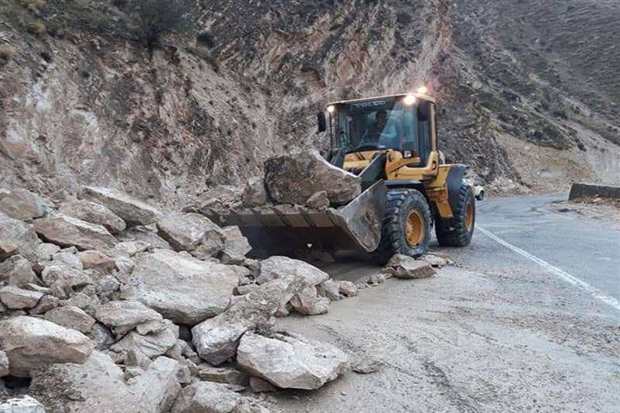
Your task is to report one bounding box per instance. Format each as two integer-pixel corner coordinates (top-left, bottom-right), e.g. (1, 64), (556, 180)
(27, 20), (46, 35)
(0, 44), (17, 61)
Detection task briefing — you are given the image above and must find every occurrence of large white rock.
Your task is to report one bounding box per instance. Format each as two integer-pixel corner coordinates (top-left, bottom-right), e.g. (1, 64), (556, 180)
(156, 212), (223, 256)
(192, 276), (305, 365)
(0, 211), (40, 262)
(33, 214), (117, 251)
(257, 256), (329, 286)
(110, 322), (177, 359)
(0, 286), (43, 309)
(60, 199), (127, 234)
(289, 286), (330, 315)
(127, 249), (242, 325)
(171, 381), (267, 413)
(94, 300), (163, 336)
(237, 331), (349, 390)
(0, 396), (46, 413)
(0, 188), (49, 222)
(41, 264), (92, 298)
(0, 316), (94, 377)
(45, 305), (96, 333)
(31, 352), (180, 413)
(0, 256), (36, 287)
(264, 150), (361, 205)
(219, 226), (251, 264)
(83, 186), (162, 226)
(385, 254), (436, 279)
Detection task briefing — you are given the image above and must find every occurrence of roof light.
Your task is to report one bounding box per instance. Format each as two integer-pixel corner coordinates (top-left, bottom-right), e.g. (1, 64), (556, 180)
(417, 86), (428, 95)
(403, 95), (417, 106)
(327, 105), (336, 113)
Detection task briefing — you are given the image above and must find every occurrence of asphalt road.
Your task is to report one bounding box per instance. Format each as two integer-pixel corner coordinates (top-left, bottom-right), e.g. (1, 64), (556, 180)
(270, 194), (620, 413)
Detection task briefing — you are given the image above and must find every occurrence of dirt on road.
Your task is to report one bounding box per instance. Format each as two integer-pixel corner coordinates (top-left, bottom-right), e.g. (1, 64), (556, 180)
(270, 252), (619, 413)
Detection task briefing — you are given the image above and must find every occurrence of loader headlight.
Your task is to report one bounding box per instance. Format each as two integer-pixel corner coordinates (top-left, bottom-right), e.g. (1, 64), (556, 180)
(417, 86), (428, 94)
(327, 105), (336, 113)
(403, 95), (417, 106)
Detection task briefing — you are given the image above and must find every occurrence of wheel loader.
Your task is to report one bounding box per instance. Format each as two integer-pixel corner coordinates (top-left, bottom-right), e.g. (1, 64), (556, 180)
(204, 91), (476, 263)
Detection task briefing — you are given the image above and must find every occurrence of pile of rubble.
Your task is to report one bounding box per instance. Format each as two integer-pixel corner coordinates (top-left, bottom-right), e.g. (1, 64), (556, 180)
(0, 185), (371, 412)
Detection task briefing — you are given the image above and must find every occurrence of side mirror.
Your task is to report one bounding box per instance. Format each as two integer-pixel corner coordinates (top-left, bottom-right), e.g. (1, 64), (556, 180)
(317, 112), (327, 133)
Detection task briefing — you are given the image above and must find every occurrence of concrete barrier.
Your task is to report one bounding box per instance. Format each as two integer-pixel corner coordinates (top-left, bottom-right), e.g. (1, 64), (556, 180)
(569, 183), (620, 201)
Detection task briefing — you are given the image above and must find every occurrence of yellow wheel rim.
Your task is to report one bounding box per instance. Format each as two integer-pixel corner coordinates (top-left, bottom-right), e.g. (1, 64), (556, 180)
(405, 210), (425, 247)
(465, 202), (474, 231)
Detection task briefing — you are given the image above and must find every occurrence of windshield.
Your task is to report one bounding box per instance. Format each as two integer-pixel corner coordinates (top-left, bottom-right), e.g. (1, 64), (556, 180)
(334, 98), (417, 153)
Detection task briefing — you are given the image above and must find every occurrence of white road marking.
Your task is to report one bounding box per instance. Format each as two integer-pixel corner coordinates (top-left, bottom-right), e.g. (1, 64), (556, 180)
(478, 226), (620, 312)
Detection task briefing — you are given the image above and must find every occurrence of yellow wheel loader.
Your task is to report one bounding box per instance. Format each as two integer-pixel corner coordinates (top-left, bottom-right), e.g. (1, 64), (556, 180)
(204, 92), (476, 263)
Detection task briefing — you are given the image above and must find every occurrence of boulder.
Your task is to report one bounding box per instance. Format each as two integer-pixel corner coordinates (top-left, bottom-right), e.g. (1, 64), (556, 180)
(257, 256), (329, 286)
(35, 242), (61, 262)
(237, 331), (349, 390)
(0, 350), (8, 377)
(33, 214), (117, 251)
(192, 276), (305, 365)
(305, 190), (330, 210)
(94, 300), (163, 336)
(421, 253), (451, 268)
(45, 305), (96, 333)
(338, 280), (359, 297)
(0, 316), (94, 377)
(385, 254), (436, 279)
(264, 150), (361, 205)
(318, 279), (342, 301)
(156, 212), (224, 256)
(79, 250), (116, 272)
(0, 211), (40, 262)
(111, 240), (151, 257)
(83, 187), (162, 226)
(249, 376), (277, 393)
(110, 321), (177, 359)
(59, 199), (127, 234)
(127, 249), (241, 325)
(0, 286), (43, 309)
(0, 255), (36, 286)
(41, 264), (92, 298)
(220, 226), (251, 264)
(30, 352), (180, 413)
(196, 364), (249, 386)
(242, 177), (268, 207)
(118, 226), (172, 250)
(0, 396), (45, 413)
(51, 247), (83, 270)
(0, 188), (49, 221)
(0, 241), (18, 261)
(171, 381), (253, 413)
(290, 286), (330, 315)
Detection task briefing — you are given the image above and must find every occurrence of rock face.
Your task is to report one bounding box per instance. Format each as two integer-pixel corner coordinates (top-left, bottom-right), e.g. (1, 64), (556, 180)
(128, 249), (241, 325)
(0, 316), (94, 377)
(242, 177), (269, 207)
(33, 214), (117, 251)
(192, 276), (305, 365)
(0, 212), (40, 262)
(59, 199), (127, 234)
(385, 255), (436, 279)
(264, 151), (361, 206)
(0, 396), (46, 413)
(31, 351), (180, 413)
(156, 212), (224, 256)
(83, 187), (162, 226)
(237, 331), (349, 390)
(0, 188), (49, 222)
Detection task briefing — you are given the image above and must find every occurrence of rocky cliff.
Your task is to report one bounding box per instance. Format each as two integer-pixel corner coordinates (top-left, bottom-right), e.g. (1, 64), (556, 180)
(1, 0), (618, 206)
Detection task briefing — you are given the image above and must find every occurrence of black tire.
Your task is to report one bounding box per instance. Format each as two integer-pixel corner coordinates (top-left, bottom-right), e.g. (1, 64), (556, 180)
(435, 184), (475, 247)
(373, 188), (432, 264)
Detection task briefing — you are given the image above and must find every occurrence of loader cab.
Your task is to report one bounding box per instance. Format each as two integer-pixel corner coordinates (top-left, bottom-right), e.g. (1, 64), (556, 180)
(321, 93), (437, 172)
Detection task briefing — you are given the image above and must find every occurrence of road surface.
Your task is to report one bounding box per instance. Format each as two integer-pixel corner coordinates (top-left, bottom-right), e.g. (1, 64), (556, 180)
(270, 194), (620, 413)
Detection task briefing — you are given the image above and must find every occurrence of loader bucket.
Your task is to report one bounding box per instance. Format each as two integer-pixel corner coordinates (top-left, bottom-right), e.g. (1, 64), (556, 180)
(201, 181), (387, 255)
